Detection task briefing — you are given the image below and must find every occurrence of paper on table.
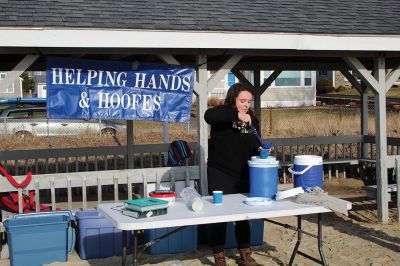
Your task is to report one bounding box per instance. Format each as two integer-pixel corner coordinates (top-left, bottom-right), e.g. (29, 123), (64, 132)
(323, 198), (349, 216)
(244, 197), (272, 206)
(111, 205), (124, 211)
(276, 187), (304, 200)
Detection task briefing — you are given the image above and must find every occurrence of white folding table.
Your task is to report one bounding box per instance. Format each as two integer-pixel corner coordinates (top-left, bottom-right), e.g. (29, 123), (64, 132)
(97, 193), (352, 266)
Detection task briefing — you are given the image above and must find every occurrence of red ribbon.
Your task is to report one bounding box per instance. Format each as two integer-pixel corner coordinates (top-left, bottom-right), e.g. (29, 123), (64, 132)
(0, 165), (32, 188)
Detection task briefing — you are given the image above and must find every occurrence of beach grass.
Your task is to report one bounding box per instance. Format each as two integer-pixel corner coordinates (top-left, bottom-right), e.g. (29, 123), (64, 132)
(0, 107), (399, 151)
(328, 86), (400, 97)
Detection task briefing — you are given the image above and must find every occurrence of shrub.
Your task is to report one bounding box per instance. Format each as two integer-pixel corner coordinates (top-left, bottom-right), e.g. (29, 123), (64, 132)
(316, 78), (334, 94)
(325, 86), (336, 93)
(336, 85), (350, 92)
(208, 97), (224, 107)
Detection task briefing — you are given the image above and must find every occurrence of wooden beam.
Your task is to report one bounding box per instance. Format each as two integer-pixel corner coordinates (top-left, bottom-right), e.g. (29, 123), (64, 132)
(385, 64), (400, 92)
(126, 120), (134, 169)
(207, 55), (242, 94)
(0, 47), (390, 58)
(0, 54), (39, 93)
(343, 57), (379, 93)
(396, 157), (400, 222)
(223, 61), (348, 71)
(108, 54), (130, 60)
(339, 69), (362, 94)
(231, 68), (253, 88)
(359, 81), (369, 158)
(254, 68), (261, 120)
(197, 54), (208, 195)
(374, 56), (389, 223)
(260, 70), (282, 94)
(157, 54), (181, 146)
(158, 53), (180, 65)
(158, 53), (199, 95)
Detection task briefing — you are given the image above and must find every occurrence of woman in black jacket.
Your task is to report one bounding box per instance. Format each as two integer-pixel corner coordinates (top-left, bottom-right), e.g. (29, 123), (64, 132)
(204, 83), (261, 266)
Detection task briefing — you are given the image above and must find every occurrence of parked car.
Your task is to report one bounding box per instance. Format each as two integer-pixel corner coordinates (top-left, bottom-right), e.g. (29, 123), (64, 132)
(0, 106), (125, 137)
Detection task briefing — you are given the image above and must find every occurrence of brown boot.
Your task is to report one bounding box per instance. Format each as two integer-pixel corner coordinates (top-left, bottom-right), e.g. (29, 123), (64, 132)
(238, 247), (261, 266)
(213, 251), (227, 266)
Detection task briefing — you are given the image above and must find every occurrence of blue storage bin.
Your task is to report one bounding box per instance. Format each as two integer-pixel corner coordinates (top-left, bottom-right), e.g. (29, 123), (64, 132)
(75, 210), (131, 259)
(13, 210), (75, 253)
(225, 219), (264, 249)
(5, 215), (69, 266)
(144, 225), (198, 255)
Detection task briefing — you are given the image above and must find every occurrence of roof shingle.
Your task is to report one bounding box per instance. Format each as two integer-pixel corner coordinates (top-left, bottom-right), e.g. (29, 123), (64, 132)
(0, 0), (399, 34)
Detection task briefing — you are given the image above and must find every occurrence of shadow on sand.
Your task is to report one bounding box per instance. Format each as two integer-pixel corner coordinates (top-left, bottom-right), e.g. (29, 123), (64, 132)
(301, 196), (400, 253)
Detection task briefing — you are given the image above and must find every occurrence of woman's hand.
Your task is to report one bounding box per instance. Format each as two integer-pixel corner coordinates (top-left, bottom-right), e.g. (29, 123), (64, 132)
(238, 112), (252, 125)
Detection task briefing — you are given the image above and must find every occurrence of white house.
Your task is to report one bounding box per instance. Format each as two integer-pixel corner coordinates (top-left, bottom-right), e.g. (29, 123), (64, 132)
(209, 70), (317, 107)
(32, 72), (47, 98)
(0, 72), (23, 98)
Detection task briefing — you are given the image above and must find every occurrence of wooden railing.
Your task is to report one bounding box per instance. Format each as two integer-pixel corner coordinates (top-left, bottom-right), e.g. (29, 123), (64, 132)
(0, 143), (199, 175)
(0, 166), (199, 213)
(2, 135), (400, 180)
(1, 135), (399, 233)
(0, 165), (200, 247)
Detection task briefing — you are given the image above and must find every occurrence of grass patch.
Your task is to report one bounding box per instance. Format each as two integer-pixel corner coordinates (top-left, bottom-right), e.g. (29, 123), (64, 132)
(387, 87), (400, 97)
(328, 87), (400, 98)
(1, 107), (400, 151)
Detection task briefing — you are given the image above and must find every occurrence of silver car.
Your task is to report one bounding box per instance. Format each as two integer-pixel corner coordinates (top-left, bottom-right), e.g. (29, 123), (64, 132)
(0, 106), (125, 137)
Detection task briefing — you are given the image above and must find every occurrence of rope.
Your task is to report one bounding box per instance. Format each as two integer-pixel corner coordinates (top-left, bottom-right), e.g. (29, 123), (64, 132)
(0, 165), (32, 188)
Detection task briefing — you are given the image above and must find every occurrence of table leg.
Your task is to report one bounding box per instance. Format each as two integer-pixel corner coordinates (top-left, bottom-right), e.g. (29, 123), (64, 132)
(317, 214), (328, 266)
(121, 226), (187, 266)
(132, 230), (138, 266)
(288, 215), (302, 266)
(122, 230), (127, 266)
(287, 215), (328, 266)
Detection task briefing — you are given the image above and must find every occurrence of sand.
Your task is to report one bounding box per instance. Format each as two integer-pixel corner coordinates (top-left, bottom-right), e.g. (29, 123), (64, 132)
(1, 178), (399, 266)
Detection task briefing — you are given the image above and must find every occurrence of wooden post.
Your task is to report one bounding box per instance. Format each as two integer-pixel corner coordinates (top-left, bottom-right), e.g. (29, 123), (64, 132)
(374, 56), (389, 223)
(254, 67), (261, 121)
(396, 158), (400, 222)
(158, 54), (181, 165)
(344, 56), (389, 223)
(127, 120), (134, 169)
(269, 108), (272, 135)
(197, 54), (209, 195)
(339, 69), (368, 159)
(361, 85), (369, 158)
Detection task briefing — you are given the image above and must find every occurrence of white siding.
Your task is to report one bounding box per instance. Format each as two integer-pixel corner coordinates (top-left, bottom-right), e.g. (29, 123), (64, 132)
(261, 87), (315, 107)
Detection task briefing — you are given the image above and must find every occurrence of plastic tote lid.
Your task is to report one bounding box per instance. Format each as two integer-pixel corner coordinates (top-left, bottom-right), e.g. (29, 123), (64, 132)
(248, 156), (279, 167)
(293, 155), (322, 165)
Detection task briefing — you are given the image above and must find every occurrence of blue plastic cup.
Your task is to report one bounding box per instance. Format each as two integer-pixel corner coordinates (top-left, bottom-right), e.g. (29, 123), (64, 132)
(212, 191), (223, 205)
(260, 149), (269, 159)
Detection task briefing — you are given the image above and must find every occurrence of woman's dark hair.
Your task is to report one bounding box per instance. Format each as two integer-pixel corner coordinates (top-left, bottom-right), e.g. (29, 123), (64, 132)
(224, 83), (256, 116)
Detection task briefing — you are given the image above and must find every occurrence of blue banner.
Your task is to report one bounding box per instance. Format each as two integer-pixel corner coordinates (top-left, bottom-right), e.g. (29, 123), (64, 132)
(46, 57), (194, 123)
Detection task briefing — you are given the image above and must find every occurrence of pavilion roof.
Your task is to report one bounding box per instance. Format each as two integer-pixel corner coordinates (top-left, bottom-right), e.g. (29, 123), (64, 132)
(0, 0), (399, 35)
